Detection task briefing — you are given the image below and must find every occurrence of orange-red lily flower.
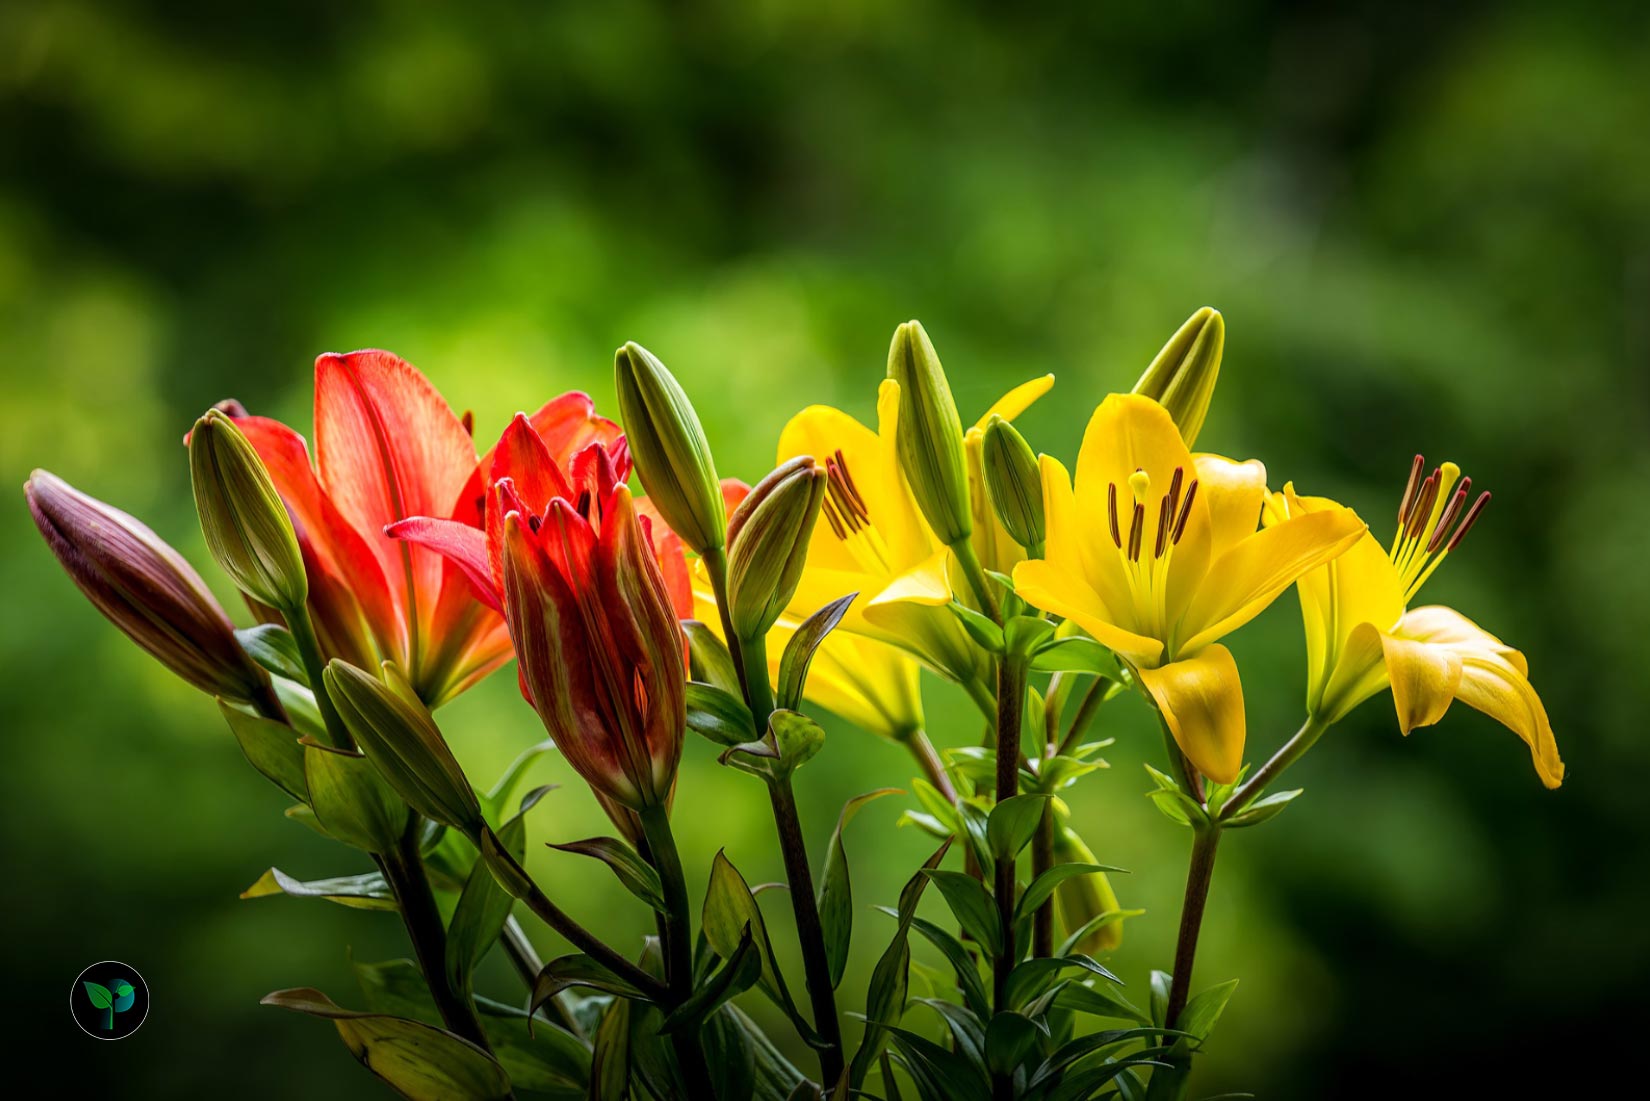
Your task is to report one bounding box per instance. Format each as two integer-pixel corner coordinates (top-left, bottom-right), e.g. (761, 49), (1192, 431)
(495, 451), (689, 812)
(228, 350), (624, 706)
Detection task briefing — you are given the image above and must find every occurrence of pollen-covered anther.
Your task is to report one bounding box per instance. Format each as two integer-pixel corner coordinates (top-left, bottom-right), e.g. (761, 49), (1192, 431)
(823, 448), (870, 539)
(1389, 453), (1489, 599)
(1106, 466), (1198, 562)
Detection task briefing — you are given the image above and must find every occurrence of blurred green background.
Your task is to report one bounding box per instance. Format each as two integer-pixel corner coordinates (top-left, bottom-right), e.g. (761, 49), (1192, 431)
(3, 1), (1646, 1095)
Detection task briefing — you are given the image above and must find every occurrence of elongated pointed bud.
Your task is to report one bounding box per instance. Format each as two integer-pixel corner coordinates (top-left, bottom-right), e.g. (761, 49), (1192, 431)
(887, 320), (972, 546)
(1131, 306), (1224, 447)
(981, 416), (1045, 553)
(189, 408), (307, 611)
(726, 456), (827, 640)
(25, 470), (272, 703)
(614, 341), (726, 556)
(1053, 824), (1127, 954)
(323, 659), (483, 836)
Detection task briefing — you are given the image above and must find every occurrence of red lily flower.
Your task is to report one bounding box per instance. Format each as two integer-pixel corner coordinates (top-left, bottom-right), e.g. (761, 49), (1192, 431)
(497, 454), (689, 812)
(227, 350), (623, 706)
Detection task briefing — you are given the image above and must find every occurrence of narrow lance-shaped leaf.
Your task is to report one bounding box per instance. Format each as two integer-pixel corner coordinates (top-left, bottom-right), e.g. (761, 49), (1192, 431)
(445, 811), (527, 997)
(775, 593), (856, 711)
(818, 788), (901, 990)
(219, 699), (307, 802)
(660, 924), (762, 1034)
(548, 835), (668, 913)
(302, 738), (405, 854)
(240, 867), (397, 911)
(922, 869), (1002, 955)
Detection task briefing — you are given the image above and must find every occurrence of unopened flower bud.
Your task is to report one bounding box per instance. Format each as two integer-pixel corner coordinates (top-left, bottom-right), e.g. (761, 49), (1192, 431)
(726, 457), (827, 641)
(614, 341), (726, 556)
(25, 470), (271, 703)
(1053, 824), (1127, 954)
(189, 408), (307, 611)
(981, 415), (1045, 553)
(323, 659), (483, 835)
(887, 320), (972, 547)
(1131, 306), (1225, 448)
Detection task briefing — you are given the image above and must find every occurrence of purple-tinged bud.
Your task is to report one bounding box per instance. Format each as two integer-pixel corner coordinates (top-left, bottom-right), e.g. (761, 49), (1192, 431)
(25, 470), (270, 703)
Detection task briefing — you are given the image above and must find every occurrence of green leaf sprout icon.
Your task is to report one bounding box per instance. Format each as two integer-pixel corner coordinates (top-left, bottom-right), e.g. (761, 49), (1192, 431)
(83, 978), (136, 1030)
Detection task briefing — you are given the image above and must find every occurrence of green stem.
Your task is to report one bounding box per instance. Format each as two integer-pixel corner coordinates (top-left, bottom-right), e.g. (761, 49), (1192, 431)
(1218, 715), (1330, 823)
(1031, 804), (1055, 957)
(499, 916), (585, 1041)
(380, 821), (494, 1054)
(900, 727), (957, 803)
(768, 775), (846, 1086)
(1163, 824), (1221, 1032)
(285, 601), (352, 750)
(703, 546), (760, 712)
(1057, 675), (1112, 757)
(953, 539), (1000, 623)
(638, 803), (717, 1100)
(737, 629), (778, 722)
(992, 652), (1026, 1039)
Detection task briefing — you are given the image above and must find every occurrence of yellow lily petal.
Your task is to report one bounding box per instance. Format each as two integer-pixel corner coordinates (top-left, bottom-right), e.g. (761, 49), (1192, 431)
(974, 373), (1055, 430)
(1178, 505), (1366, 655)
(1193, 455), (1267, 559)
(1136, 643), (1246, 784)
(1012, 558), (1163, 666)
(1316, 621), (1391, 723)
(1375, 627), (1462, 733)
(1266, 485), (1407, 712)
(870, 547), (954, 608)
(778, 404), (883, 575)
(1397, 606), (1563, 788)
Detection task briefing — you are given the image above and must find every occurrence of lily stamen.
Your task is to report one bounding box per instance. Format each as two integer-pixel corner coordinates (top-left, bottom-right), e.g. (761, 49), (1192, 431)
(1386, 454), (1489, 602)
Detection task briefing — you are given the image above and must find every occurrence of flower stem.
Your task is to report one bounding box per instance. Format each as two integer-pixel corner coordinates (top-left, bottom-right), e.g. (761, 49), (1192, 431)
(1164, 824), (1222, 1031)
(1218, 715), (1330, 823)
(499, 916), (586, 1040)
(380, 820), (493, 1054)
(638, 803), (717, 1100)
(992, 652), (1026, 1009)
(1031, 803), (1055, 957)
(953, 539), (1000, 623)
(900, 727), (957, 802)
(703, 546), (762, 712)
(284, 601), (352, 750)
(768, 775), (847, 1086)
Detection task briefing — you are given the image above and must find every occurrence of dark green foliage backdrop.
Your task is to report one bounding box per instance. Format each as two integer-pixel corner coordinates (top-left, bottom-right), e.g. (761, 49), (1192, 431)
(2, 2), (1645, 1095)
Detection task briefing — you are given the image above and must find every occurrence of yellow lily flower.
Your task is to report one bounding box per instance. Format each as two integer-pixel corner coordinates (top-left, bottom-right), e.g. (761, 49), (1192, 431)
(1263, 459), (1563, 788)
(1012, 394), (1366, 783)
(777, 373), (1054, 698)
(690, 587), (924, 743)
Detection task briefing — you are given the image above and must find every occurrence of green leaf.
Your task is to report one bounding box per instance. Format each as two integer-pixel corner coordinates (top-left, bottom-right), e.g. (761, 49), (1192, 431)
(1029, 637), (1122, 677)
(949, 600), (1004, 652)
(661, 925), (762, 1034)
(914, 998), (987, 1077)
(956, 798), (994, 873)
(218, 700), (308, 802)
(984, 1011), (1042, 1077)
(1017, 862), (1128, 923)
(1222, 789), (1303, 829)
(1053, 982), (1151, 1025)
(1055, 908), (1146, 958)
(548, 835), (668, 913)
(354, 958), (591, 1093)
(589, 996), (632, 1100)
(883, 1022), (992, 1101)
(703, 1004), (759, 1101)
(986, 793), (1049, 862)
(685, 620), (742, 694)
(922, 869), (1002, 957)
(445, 811), (526, 996)
(1177, 978), (1238, 1043)
(236, 624), (307, 683)
(83, 981), (113, 1010)
(687, 681), (758, 747)
(1149, 970), (1171, 1028)
(302, 738), (406, 853)
(262, 987), (512, 1100)
(898, 913), (990, 1018)
(849, 841), (950, 1090)
(725, 1002), (807, 1101)
(1027, 1027), (1174, 1091)
(702, 850), (811, 1039)
(532, 954), (651, 1015)
(768, 709), (826, 774)
(479, 739), (555, 824)
(1007, 955), (1120, 1010)
(239, 867), (397, 911)
(818, 788), (901, 990)
(1002, 615), (1055, 659)
(776, 593), (856, 711)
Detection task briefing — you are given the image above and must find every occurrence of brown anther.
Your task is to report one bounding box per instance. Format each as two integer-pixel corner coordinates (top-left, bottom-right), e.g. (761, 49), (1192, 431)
(461, 410), (475, 438)
(822, 496), (848, 540)
(1171, 479), (1199, 544)
(575, 489), (593, 520)
(1405, 471), (1440, 540)
(1397, 454), (1425, 527)
(1166, 466), (1185, 523)
(1445, 492), (1489, 552)
(1107, 483), (1122, 548)
(527, 514), (542, 533)
(1127, 502), (1144, 562)
(1154, 494), (1172, 559)
(1426, 477), (1471, 554)
(824, 451), (871, 534)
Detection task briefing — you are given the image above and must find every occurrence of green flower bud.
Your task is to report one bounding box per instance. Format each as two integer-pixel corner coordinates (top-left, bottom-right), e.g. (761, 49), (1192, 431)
(1131, 306), (1225, 448)
(323, 659), (483, 836)
(886, 320), (972, 547)
(1053, 824), (1127, 954)
(614, 341), (726, 556)
(981, 415), (1045, 554)
(726, 456), (827, 641)
(189, 408), (307, 611)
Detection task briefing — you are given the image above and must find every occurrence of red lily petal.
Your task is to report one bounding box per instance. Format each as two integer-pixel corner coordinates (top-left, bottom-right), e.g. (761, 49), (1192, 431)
(234, 413), (403, 661)
(385, 517), (500, 613)
(525, 392), (624, 468)
(314, 350), (477, 640)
